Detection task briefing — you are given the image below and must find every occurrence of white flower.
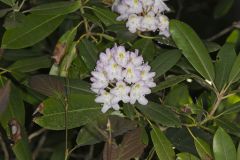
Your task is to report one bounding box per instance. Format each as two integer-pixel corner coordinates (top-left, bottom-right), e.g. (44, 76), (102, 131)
(111, 81), (130, 103)
(129, 50), (143, 66)
(112, 0), (171, 37)
(158, 14), (170, 37)
(112, 45), (129, 67)
(95, 90), (120, 113)
(123, 0), (143, 14)
(91, 44), (156, 113)
(126, 14), (142, 33)
(130, 81), (151, 105)
(153, 0), (170, 13)
(140, 14), (158, 31)
(122, 63), (141, 83)
(91, 71), (108, 89)
(105, 59), (123, 81)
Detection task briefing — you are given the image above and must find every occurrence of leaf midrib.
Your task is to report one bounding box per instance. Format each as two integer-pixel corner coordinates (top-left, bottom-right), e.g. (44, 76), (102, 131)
(175, 22), (213, 81)
(4, 15), (61, 46)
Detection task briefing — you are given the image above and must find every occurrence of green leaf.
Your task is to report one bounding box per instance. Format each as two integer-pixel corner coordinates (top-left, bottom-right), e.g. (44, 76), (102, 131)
(0, 0), (15, 6)
(0, 81), (11, 113)
(213, 127), (237, 160)
(221, 102), (240, 115)
(137, 102), (181, 127)
(227, 29), (240, 46)
(237, 142), (240, 160)
(8, 55), (51, 72)
(13, 135), (32, 160)
(78, 38), (98, 71)
(150, 125), (175, 160)
(92, 6), (120, 26)
(194, 137), (213, 160)
(34, 94), (102, 130)
(215, 117), (240, 137)
(150, 49), (181, 79)
(133, 39), (155, 61)
(214, 43), (236, 90)
(30, 1), (81, 15)
(152, 75), (189, 93)
(214, 0), (234, 19)
(2, 14), (65, 49)
(170, 20), (215, 82)
(177, 152), (200, 160)
(165, 84), (193, 108)
(205, 41), (221, 53)
(228, 53), (240, 84)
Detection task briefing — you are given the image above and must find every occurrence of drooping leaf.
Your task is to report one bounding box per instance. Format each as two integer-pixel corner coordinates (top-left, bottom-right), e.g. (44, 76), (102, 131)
(194, 137), (213, 160)
(103, 128), (145, 160)
(30, 1), (81, 15)
(150, 49), (181, 79)
(214, 43), (236, 91)
(92, 6), (120, 26)
(170, 20), (215, 82)
(213, 127), (237, 160)
(204, 41), (221, 53)
(78, 38), (98, 71)
(1, 14), (65, 49)
(8, 55), (51, 72)
(151, 125), (175, 160)
(34, 94), (102, 130)
(177, 152), (200, 160)
(0, 80), (11, 113)
(152, 75), (189, 93)
(137, 102), (181, 127)
(214, 0), (234, 19)
(228, 53), (240, 84)
(133, 39), (155, 61)
(52, 26), (78, 64)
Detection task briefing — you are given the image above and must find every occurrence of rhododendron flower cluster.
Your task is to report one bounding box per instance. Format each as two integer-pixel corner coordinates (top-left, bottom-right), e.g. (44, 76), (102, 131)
(112, 0), (170, 37)
(91, 45), (156, 113)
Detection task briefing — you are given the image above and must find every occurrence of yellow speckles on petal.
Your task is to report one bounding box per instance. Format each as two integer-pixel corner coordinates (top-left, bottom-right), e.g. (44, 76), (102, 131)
(119, 52), (125, 59)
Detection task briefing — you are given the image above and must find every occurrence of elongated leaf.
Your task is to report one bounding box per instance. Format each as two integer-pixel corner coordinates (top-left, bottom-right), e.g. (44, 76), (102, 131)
(152, 75), (189, 93)
(103, 128), (145, 160)
(137, 102), (181, 127)
(177, 152), (200, 160)
(214, 44), (236, 90)
(78, 38), (98, 71)
(151, 125), (175, 160)
(215, 117), (240, 137)
(29, 75), (93, 97)
(214, 0), (234, 19)
(2, 14), (64, 49)
(30, 1), (81, 15)
(8, 55), (51, 72)
(150, 49), (181, 79)
(34, 94), (102, 130)
(0, 80), (11, 113)
(228, 53), (240, 84)
(92, 6), (120, 26)
(170, 20), (215, 82)
(194, 137), (213, 160)
(133, 39), (155, 61)
(221, 102), (240, 115)
(12, 134), (32, 160)
(213, 127), (237, 160)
